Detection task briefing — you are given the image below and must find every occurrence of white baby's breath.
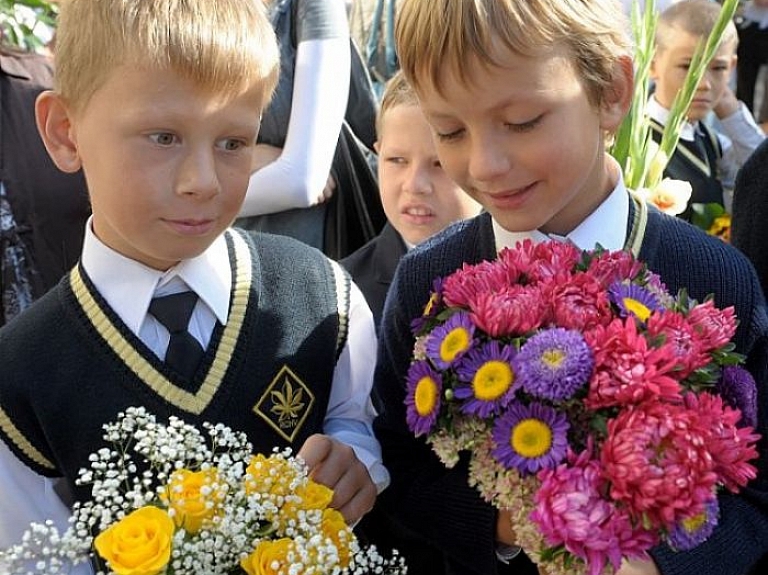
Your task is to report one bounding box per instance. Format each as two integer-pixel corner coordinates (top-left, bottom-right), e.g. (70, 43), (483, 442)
(3, 406), (407, 575)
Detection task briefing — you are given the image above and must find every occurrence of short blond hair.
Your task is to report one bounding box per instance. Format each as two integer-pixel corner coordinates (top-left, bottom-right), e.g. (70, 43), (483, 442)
(395, 0), (632, 107)
(656, 0), (738, 53)
(54, 0), (280, 114)
(376, 71), (419, 137)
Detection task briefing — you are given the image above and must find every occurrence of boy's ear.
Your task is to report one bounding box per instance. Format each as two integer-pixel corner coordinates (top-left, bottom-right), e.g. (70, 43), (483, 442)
(35, 91), (83, 173)
(373, 141), (380, 154)
(600, 55), (634, 132)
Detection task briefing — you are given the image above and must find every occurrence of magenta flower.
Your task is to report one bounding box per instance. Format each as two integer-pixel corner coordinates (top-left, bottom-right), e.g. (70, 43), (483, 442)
(646, 310), (710, 379)
(454, 341), (518, 418)
(600, 401), (719, 530)
(468, 285), (547, 337)
(441, 259), (519, 308)
(532, 447), (658, 575)
(547, 272), (613, 332)
(404, 361), (443, 436)
(686, 299), (737, 353)
(491, 401), (569, 475)
(515, 328), (593, 401)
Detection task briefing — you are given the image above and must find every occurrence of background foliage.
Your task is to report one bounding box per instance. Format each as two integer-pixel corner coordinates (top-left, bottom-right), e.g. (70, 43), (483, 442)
(0, 0), (58, 52)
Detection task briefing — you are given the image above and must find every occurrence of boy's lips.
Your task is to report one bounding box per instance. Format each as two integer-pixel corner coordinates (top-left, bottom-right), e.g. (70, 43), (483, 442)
(401, 204), (436, 225)
(482, 182), (537, 210)
(163, 218), (216, 236)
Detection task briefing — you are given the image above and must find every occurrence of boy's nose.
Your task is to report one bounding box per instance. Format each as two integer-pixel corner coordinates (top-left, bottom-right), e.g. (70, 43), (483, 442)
(467, 137), (510, 183)
(403, 165), (432, 195)
(176, 149), (220, 198)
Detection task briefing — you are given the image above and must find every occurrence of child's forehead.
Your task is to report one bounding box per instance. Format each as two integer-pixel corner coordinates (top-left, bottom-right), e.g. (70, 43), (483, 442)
(659, 28), (735, 58)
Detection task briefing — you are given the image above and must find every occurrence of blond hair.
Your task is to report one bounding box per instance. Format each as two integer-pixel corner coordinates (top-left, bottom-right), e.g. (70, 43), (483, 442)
(376, 71), (419, 137)
(656, 0), (738, 53)
(54, 0), (280, 114)
(395, 0), (632, 107)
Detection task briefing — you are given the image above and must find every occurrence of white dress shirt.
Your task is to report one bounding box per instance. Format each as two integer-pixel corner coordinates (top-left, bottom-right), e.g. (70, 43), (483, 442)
(0, 221), (388, 573)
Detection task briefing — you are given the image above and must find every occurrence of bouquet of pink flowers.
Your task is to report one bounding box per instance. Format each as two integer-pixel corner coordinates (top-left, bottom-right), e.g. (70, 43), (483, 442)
(404, 240), (760, 575)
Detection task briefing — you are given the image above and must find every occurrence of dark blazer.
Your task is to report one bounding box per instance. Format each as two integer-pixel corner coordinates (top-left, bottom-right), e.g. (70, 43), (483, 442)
(732, 138), (768, 299)
(340, 222), (406, 330)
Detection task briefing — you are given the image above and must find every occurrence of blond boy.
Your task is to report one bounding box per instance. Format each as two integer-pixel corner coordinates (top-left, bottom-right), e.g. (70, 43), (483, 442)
(0, 0), (387, 568)
(648, 0), (765, 218)
(341, 71), (481, 329)
(372, 1), (768, 575)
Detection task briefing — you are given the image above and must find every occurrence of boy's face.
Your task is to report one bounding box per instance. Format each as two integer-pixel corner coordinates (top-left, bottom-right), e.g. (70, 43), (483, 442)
(651, 31), (736, 122)
(416, 46), (628, 236)
(376, 104), (481, 246)
(41, 65), (264, 271)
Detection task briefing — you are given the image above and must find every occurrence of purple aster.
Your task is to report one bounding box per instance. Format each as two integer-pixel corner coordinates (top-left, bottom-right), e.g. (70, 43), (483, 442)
(491, 401), (570, 475)
(404, 360), (443, 436)
(667, 498), (719, 551)
(424, 311), (477, 369)
(716, 366), (758, 428)
(411, 277), (446, 335)
(608, 281), (663, 322)
(514, 328), (593, 401)
(453, 340), (517, 418)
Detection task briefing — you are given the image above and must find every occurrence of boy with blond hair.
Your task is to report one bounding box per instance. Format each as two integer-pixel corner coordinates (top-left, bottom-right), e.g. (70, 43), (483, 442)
(0, 0), (388, 567)
(341, 71), (481, 329)
(648, 0), (765, 220)
(372, 1), (768, 574)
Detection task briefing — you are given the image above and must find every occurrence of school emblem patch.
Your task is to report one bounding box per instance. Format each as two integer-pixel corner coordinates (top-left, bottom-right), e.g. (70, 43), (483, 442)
(254, 365), (315, 443)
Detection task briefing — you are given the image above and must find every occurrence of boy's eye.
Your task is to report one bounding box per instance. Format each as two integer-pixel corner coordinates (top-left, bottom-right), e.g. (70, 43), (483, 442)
(149, 132), (178, 146)
(506, 115), (543, 133)
(434, 128), (464, 142)
(384, 156), (406, 164)
(216, 138), (248, 151)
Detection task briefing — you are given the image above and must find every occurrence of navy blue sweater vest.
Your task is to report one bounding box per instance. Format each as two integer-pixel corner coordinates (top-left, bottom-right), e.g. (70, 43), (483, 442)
(0, 229), (350, 503)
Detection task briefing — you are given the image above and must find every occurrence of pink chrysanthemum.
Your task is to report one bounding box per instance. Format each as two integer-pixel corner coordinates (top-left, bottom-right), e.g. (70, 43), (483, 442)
(468, 285), (547, 337)
(585, 249), (646, 288)
(496, 240), (539, 280)
(686, 300), (737, 353)
(526, 240), (582, 283)
(683, 392), (759, 492)
(600, 401), (719, 530)
(532, 447), (658, 575)
(585, 318), (682, 409)
(646, 310), (710, 379)
(545, 272), (613, 332)
(442, 259), (520, 308)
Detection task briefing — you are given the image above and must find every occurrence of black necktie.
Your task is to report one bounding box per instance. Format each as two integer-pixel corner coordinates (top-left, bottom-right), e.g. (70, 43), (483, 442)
(148, 292), (204, 379)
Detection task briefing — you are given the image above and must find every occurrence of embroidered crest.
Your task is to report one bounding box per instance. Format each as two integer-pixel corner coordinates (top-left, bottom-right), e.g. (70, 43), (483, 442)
(254, 365), (315, 443)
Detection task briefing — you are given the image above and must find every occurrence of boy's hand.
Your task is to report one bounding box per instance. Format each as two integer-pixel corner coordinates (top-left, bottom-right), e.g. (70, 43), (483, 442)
(298, 434), (376, 525)
(713, 86), (740, 119)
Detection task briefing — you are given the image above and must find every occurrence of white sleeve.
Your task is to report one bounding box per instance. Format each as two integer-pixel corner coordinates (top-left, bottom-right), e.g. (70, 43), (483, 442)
(0, 441), (94, 574)
(717, 102), (766, 184)
(323, 281), (390, 494)
(239, 37), (351, 216)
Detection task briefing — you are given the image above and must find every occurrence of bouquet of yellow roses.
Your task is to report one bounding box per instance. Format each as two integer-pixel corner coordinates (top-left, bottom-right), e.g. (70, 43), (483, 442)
(1, 406), (406, 575)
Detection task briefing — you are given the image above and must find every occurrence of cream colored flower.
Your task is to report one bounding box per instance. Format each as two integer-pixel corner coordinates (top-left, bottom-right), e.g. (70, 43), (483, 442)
(637, 178), (692, 216)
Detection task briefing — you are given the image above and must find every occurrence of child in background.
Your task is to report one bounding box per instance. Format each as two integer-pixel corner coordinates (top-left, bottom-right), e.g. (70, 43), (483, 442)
(372, 1), (768, 574)
(0, 0), (387, 569)
(341, 71), (481, 330)
(647, 0), (765, 221)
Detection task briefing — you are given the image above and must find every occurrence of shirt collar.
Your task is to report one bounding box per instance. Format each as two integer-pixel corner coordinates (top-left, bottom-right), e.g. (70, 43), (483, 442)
(81, 218), (232, 334)
(646, 96), (698, 142)
(493, 158), (630, 253)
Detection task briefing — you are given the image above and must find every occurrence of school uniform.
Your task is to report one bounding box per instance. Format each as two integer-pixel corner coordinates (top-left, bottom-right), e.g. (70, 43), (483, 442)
(340, 222), (407, 331)
(373, 170), (768, 575)
(646, 96), (765, 219)
(0, 224), (388, 571)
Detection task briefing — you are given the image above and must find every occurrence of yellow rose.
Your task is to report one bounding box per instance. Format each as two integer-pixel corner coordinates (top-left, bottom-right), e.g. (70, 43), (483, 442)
(244, 454), (298, 497)
(94, 506), (174, 575)
(276, 479), (334, 530)
(321, 508), (353, 568)
(240, 538), (294, 575)
(162, 468), (223, 534)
